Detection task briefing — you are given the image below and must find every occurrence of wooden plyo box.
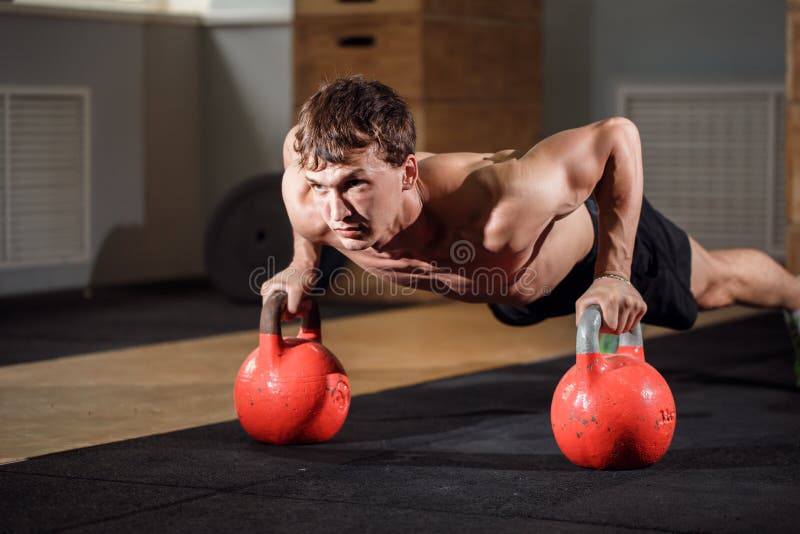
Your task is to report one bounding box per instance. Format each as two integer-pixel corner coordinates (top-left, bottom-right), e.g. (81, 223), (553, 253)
(788, 223), (800, 274)
(294, 0), (542, 153)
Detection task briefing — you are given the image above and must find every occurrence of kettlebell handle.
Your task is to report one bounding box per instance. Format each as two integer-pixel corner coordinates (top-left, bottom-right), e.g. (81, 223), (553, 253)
(577, 304), (643, 355)
(260, 290), (320, 336)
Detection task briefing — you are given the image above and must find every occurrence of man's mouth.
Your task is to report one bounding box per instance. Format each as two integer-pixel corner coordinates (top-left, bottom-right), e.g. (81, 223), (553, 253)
(335, 226), (363, 238)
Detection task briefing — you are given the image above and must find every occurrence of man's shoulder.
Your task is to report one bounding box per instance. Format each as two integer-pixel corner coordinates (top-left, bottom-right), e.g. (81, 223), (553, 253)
(417, 150), (498, 172)
(417, 151), (503, 196)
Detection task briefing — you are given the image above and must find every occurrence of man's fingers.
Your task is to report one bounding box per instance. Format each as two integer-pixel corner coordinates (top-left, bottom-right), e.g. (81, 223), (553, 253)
(261, 283), (285, 306)
(603, 314), (618, 332)
(624, 300), (647, 333)
(618, 309), (633, 334)
(260, 281), (272, 300)
(625, 304), (645, 334)
(600, 301), (618, 332)
(624, 317), (636, 336)
(577, 299), (619, 331)
(287, 290), (301, 315)
(630, 309), (643, 334)
(261, 285), (274, 306)
(575, 282), (648, 336)
(283, 293), (312, 322)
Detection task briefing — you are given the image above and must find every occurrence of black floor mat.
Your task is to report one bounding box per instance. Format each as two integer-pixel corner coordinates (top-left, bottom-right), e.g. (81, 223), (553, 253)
(0, 279), (410, 366)
(2, 312), (798, 533)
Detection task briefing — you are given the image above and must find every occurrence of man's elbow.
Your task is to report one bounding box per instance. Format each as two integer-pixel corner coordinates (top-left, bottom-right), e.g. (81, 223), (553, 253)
(598, 117), (644, 202)
(603, 117), (641, 157)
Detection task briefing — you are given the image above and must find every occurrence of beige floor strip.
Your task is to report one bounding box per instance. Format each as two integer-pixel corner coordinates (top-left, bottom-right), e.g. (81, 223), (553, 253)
(0, 303), (760, 463)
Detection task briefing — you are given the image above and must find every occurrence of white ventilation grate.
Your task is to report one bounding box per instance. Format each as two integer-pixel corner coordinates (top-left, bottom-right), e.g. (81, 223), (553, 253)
(618, 86), (786, 257)
(0, 88), (90, 267)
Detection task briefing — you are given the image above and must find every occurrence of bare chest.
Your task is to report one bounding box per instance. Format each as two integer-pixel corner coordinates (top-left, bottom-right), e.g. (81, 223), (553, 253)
(343, 245), (525, 303)
(337, 205), (594, 304)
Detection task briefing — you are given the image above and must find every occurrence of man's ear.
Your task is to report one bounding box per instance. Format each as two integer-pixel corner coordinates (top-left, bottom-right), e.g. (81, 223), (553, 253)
(401, 154), (418, 190)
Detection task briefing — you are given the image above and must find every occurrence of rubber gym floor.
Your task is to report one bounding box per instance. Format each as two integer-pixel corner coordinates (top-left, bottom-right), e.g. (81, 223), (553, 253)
(1, 280), (798, 533)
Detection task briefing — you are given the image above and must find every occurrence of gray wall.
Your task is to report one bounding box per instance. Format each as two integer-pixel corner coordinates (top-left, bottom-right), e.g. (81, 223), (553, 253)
(542, 0), (594, 135)
(91, 23), (206, 287)
(202, 25), (292, 216)
(0, 13), (145, 295)
(542, 0), (786, 135)
(592, 0), (786, 119)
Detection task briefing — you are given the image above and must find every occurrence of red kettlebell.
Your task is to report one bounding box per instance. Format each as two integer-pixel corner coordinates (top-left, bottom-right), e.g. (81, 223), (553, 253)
(550, 304), (676, 469)
(234, 290), (351, 445)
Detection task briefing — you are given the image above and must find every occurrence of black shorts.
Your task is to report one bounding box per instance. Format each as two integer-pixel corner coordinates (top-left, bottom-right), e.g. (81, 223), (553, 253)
(488, 196), (698, 330)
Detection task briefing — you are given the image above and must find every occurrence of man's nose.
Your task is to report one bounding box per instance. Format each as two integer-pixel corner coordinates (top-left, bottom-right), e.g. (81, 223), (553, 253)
(329, 194), (351, 222)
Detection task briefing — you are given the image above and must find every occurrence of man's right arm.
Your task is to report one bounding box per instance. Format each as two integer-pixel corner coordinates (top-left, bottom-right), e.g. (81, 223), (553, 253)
(281, 125), (329, 264)
(290, 228), (321, 271)
(260, 127), (328, 314)
(261, 226), (320, 316)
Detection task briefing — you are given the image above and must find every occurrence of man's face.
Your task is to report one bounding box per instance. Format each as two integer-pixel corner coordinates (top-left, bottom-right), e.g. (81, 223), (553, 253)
(304, 145), (415, 251)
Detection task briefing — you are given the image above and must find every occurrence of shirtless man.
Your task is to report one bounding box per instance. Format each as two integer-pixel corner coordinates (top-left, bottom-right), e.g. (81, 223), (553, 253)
(261, 76), (800, 383)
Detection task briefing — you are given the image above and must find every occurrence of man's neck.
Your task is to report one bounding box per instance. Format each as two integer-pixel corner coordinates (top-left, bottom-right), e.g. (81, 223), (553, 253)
(372, 178), (435, 255)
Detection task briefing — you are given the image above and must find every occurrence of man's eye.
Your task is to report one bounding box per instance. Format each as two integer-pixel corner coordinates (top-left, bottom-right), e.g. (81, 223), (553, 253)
(348, 180), (366, 189)
(311, 183), (326, 192)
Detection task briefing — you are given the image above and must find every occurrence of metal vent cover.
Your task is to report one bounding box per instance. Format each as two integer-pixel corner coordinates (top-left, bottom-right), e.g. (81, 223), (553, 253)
(618, 85), (785, 257)
(0, 88), (90, 268)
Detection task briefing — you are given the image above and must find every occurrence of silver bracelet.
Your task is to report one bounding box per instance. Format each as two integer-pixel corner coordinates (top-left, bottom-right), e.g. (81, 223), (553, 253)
(594, 273), (632, 286)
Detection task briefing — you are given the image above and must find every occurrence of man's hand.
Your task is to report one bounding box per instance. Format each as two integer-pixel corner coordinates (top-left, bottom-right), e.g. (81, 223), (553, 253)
(575, 277), (647, 334)
(260, 263), (318, 321)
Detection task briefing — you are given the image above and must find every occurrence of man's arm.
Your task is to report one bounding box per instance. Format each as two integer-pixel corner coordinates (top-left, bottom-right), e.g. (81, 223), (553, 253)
(281, 124), (329, 269)
(260, 127), (328, 314)
(289, 228), (321, 269)
(532, 117), (643, 280)
(496, 117), (646, 332)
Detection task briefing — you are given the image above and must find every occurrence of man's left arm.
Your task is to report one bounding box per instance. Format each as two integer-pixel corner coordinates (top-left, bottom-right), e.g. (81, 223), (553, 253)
(514, 117), (647, 334)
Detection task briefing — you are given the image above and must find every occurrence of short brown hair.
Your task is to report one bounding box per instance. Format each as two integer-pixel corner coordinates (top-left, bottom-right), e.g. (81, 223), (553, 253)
(294, 76), (416, 171)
